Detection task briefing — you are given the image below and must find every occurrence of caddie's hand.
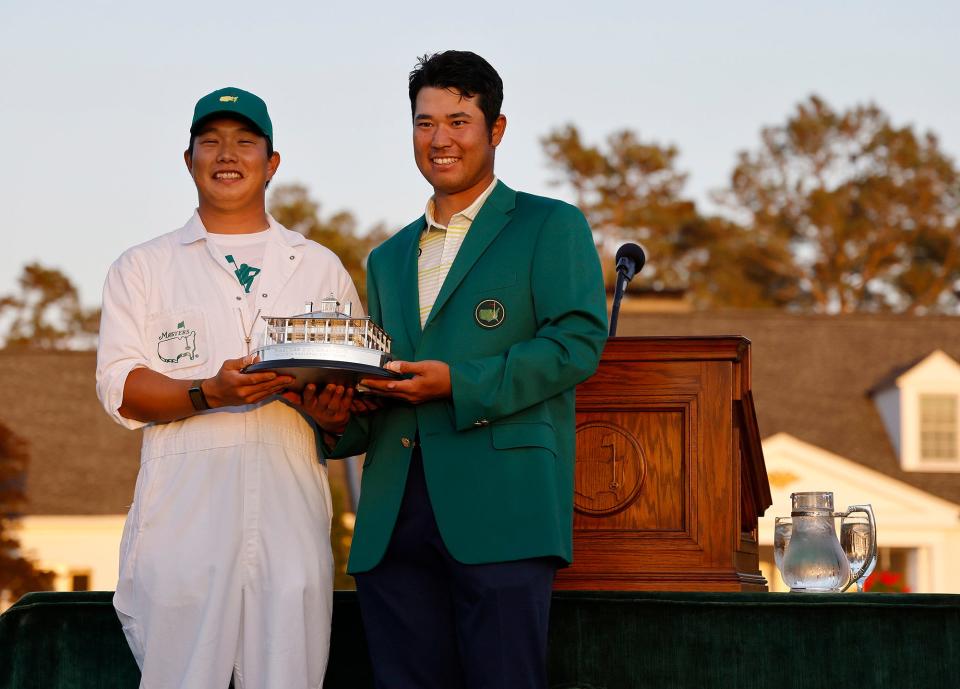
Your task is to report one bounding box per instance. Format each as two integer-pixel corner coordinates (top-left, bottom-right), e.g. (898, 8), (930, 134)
(350, 396), (383, 414)
(289, 383), (354, 433)
(359, 359), (451, 405)
(203, 355), (295, 407)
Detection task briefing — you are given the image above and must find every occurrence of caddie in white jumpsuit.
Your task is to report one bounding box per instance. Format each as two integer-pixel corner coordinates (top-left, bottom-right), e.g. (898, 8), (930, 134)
(96, 87), (359, 689)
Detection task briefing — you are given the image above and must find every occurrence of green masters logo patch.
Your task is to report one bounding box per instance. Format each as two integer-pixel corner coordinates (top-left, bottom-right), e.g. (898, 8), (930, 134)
(475, 299), (505, 328)
(157, 321), (198, 364)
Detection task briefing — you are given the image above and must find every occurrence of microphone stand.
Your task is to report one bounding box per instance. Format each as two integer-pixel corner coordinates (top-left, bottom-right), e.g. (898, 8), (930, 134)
(608, 243), (646, 338)
(609, 269), (629, 337)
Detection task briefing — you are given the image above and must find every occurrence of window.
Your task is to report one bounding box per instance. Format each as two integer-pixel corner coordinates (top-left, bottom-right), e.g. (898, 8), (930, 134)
(882, 350), (960, 472)
(919, 394), (958, 462)
(70, 571), (91, 592)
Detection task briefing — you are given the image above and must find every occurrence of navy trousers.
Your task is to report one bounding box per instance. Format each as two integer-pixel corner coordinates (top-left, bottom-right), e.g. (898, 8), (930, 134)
(354, 447), (558, 689)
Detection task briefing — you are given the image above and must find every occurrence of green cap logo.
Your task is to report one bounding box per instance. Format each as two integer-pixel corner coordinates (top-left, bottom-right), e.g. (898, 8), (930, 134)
(475, 299), (505, 328)
(191, 86), (273, 145)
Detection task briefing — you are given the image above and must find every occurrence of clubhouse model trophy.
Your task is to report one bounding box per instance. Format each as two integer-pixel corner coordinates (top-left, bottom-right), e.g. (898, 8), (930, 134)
(244, 294), (401, 391)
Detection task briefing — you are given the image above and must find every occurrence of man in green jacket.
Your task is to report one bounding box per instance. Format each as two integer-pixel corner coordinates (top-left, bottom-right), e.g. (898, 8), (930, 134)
(304, 51), (607, 689)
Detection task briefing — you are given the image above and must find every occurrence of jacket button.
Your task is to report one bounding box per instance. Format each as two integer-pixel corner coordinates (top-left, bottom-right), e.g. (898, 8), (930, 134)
(401, 437), (412, 448)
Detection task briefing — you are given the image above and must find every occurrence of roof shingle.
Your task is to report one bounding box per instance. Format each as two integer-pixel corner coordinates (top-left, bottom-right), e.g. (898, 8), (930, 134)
(0, 351), (140, 515)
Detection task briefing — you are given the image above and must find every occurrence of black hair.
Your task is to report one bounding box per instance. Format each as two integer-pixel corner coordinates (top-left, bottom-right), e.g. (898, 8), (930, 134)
(408, 51), (503, 138)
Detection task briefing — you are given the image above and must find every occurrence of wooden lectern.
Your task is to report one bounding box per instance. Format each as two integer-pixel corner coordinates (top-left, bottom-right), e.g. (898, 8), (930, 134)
(555, 336), (772, 591)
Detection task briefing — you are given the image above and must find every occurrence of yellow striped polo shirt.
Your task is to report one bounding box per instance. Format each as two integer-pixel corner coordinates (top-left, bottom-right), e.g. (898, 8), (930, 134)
(418, 177), (498, 328)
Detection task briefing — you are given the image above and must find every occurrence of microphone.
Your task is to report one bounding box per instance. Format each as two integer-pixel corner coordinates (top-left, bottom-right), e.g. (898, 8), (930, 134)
(609, 243), (646, 337)
(615, 243), (646, 282)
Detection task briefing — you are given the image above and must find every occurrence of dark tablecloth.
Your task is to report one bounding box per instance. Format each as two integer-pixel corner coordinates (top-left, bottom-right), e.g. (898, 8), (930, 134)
(2, 590), (958, 689)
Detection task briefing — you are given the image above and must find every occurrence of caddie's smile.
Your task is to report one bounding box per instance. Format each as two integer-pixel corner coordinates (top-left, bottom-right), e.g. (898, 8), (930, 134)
(213, 169), (244, 183)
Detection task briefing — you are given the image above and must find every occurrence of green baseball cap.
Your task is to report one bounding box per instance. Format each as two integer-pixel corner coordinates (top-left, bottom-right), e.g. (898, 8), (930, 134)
(190, 87), (273, 145)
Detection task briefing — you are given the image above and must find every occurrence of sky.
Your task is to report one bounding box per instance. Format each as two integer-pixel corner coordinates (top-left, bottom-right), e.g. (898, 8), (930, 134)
(1, 0), (958, 307)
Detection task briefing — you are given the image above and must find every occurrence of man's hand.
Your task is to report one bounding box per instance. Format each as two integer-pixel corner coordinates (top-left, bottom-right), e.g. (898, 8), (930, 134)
(282, 383), (355, 433)
(203, 355), (295, 407)
(350, 395), (384, 415)
(360, 360), (451, 405)
(118, 355), (294, 424)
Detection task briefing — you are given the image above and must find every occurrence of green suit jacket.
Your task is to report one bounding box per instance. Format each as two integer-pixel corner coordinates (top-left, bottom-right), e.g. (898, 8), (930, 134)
(330, 181), (608, 573)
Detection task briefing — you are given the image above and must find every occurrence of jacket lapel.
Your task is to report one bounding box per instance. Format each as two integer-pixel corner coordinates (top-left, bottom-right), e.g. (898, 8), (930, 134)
(397, 217), (426, 351)
(423, 181), (516, 329)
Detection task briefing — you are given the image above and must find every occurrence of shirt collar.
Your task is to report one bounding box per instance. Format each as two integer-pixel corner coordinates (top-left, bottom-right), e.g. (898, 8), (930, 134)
(424, 176), (499, 231)
(177, 210), (305, 247)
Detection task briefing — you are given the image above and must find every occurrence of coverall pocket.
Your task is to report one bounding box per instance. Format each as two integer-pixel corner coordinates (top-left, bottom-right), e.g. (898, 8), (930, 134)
(145, 305), (210, 375)
(114, 535), (145, 666)
(116, 611), (144, 667)
(130, 453), (167, 531)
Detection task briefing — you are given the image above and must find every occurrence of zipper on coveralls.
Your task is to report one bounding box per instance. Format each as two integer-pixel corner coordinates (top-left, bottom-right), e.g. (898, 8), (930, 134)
(238, 308), (262, 357)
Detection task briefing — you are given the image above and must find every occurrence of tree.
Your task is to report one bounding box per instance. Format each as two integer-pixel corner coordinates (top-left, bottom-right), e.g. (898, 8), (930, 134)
(542, 124), (720, 296)
(269, 184), (389, 303)
(0, 421), (53, 602)
(0, 263), (100, 350)
(721, 95), (960, 313)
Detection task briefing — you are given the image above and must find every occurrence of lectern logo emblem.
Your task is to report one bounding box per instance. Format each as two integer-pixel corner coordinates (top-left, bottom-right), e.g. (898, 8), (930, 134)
(574, 421), (646, 516)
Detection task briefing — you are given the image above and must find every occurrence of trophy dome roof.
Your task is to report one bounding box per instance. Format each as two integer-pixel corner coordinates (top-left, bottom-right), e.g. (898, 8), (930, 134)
(284, 294), (363, 320)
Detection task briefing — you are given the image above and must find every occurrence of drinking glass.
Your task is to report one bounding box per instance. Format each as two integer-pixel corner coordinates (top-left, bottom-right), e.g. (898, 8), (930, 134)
(773, 517), (793, 579)
(840, 515), (875, 592)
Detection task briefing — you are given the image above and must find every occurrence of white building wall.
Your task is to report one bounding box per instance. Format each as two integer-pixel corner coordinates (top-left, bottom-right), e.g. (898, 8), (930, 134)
(15, 515), (125, 592)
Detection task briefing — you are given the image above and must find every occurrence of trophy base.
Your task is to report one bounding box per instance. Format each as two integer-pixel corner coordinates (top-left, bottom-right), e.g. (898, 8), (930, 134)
(787, 586), (843, 593)
(243, 359), (402, 392)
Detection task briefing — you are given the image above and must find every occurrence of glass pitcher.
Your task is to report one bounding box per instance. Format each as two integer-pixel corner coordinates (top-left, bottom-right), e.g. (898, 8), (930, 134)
(781, 492), (876, 593)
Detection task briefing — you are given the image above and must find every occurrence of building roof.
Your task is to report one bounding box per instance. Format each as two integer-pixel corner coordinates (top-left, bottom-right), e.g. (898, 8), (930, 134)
(617, 310), (960, 505)
(0, 351), (141, 515)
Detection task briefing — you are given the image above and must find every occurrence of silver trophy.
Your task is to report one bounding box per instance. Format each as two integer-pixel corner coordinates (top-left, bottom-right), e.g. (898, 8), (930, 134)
(243, 294), (401, 391)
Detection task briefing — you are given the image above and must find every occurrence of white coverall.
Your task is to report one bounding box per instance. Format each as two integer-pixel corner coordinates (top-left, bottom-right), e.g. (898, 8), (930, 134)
(96, 212), (360, 689)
